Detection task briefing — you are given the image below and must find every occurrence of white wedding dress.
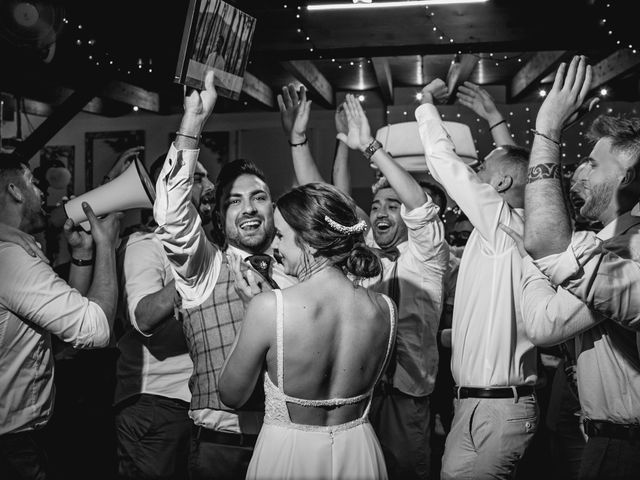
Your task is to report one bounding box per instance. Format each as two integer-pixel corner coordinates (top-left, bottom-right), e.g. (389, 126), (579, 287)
(246, 289), (396, 480)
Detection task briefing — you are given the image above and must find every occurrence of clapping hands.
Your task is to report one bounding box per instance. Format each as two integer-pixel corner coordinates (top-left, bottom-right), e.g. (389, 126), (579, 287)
(278, 84), (311, 144)
(336, 94), (373, 151)
(456, 82), (502, 123)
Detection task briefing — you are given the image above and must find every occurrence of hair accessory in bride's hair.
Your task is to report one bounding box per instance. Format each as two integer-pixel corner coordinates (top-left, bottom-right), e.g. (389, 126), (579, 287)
(324, 215), (367, 235)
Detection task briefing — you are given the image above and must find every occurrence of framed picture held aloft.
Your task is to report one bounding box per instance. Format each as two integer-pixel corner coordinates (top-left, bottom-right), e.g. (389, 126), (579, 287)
(174, 0), (257, 100)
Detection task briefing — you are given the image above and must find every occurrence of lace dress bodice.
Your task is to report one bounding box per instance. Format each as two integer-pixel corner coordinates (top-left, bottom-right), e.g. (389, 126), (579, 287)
(263, 289), (396, 434)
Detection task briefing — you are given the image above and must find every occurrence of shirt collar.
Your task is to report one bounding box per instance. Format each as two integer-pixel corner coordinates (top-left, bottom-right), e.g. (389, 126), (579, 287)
(225, 244), (275, 260)
(596, 205), (640, 241)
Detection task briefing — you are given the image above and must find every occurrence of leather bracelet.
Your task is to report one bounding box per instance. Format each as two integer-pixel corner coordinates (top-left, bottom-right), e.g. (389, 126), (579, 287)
(489, 119), (506, 130)
(71, 257), (94, 266)
(530, 129), (561, 148)
(363, 139), (383, 161)
(175, 131), (201, 142)
(288, 137), (308, 147)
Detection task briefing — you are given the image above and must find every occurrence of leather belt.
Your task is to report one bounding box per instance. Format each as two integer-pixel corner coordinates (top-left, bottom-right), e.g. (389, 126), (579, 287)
(194, 426), (258, 447)
(584, 419), (640, 441)
(456, 386), (535, 399)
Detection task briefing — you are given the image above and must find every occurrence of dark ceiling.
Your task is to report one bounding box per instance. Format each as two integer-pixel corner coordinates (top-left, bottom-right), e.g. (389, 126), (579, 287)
(1, 0), (638, 126)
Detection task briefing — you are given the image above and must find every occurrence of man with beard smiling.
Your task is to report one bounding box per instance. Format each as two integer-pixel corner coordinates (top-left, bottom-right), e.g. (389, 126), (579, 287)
(336, 94), (449, 480)
(153, 71), (296, 480)
(510, 55), (640, 478)
(0, 153), (121, 478)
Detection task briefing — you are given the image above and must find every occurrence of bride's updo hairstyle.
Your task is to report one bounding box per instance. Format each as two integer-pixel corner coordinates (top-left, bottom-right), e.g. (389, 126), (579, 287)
(276, 182), (381, 279)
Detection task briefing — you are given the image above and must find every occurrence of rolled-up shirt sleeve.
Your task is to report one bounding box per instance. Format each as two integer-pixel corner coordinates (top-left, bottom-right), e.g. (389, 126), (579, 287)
(521, 255), (603, 346)
(2, 245), (109, 348)
(534, 230), (640, 330)
(122, 235), (171, 336)
(153, 144), (220, 308)
(402, 198), (448, 266)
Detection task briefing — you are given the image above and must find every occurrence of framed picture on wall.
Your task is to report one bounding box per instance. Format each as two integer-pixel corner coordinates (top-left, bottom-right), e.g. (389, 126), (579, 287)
(35, 145), (75, 208)
(85, 130), (145, 190)
(168, 131), (229, 181)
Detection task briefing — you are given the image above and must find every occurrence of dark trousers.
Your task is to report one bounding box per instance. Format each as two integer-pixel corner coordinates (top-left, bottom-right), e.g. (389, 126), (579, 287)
(369, 385), (431, 480)
(188, 426), (254, 480)
(0, 429), (49, 480)
(115, 394), (191, 480)
(578, 436), (640, 480)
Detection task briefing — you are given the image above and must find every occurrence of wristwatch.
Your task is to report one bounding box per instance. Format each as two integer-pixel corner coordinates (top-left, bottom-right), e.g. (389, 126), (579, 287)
(362, 139), (383, 161)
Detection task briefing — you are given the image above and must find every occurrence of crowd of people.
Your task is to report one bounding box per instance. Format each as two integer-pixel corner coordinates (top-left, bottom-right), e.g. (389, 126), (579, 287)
(1, 55), (639, 480)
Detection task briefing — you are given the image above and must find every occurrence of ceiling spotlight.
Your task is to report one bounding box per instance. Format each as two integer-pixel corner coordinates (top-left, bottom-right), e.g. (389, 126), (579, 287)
(358, 94), (365, 102)
(538, 89), (547, 98)
(600, 87), (608, 96)
(416, 92), (423, 100)
(308, 0), (488, 11)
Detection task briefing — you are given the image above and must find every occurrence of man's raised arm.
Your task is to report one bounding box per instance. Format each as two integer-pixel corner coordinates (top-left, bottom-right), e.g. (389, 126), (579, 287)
(153, 70), (219, 307)
(524, 55), (592, 259)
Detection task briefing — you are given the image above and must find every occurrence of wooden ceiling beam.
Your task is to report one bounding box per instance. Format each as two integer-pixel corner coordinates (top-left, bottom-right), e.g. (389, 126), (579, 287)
(590, 48), (640, 90)
(371, 57), (394, 105)
(242, 71), (276, 109)
(12, 80), (108, 161)
(99, 80), (160, 112)
(445, 53), (479, 104)
(510, 51), (569, 101)
(281, 60), (334, 108)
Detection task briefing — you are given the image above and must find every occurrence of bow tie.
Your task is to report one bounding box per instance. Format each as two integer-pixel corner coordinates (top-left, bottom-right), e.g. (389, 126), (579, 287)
(377, 247), (400, 262)
(245, 254), (280, 289)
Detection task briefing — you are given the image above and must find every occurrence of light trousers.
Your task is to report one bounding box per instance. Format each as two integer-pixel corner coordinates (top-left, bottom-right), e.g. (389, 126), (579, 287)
(441, 394), (538, 480)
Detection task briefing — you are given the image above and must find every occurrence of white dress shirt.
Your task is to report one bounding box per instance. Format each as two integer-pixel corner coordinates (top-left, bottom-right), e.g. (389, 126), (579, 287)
(521, 255), (640, 424)
(115, 232), (193, 405)
(534, 208), (640, 331)
(0, 243), (109, 435)
(153, 144), (296, 433)
(362, 200), (448, 397)
(415, 103), (537, 388)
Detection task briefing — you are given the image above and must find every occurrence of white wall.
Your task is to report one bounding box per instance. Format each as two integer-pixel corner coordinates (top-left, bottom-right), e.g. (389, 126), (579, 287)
(4, 106), (385, 209)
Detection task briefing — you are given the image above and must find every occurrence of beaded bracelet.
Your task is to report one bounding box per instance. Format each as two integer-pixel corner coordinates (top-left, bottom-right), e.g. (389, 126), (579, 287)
(530, 129), (561, 148)
(71, 257), (94, 266)
(489, 119), (506, 130)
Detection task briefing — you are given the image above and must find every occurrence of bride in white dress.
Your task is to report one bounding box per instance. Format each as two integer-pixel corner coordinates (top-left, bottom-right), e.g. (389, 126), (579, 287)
(220, 182), (396, 480)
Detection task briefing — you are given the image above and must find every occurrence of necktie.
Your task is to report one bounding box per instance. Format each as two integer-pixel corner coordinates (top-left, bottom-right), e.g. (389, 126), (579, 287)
(377, 246), (400, 262)
(245, 254), (280, 289)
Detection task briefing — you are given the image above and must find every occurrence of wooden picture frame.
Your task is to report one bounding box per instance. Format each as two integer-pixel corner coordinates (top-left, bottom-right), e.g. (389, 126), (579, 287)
(174, 0), (256, 100)
(85, 130), (145, 191)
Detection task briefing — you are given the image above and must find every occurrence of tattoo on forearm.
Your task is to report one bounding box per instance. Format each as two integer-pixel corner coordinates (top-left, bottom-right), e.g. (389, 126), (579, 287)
(527, 163), (561, 184)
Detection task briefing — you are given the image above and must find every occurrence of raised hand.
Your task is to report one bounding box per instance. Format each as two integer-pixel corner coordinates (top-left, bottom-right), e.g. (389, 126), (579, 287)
(183, 69), (218, 126)
(277, 84), (311, 144)
(335, 104), (348, 137)
(336, 94), (373, 151)
(0, 222), (49, 263)
(536, 55), (592, 137)
(420, 78), (449, 105)
(456, 82), (502, 123)
(102, 146), (144, 184)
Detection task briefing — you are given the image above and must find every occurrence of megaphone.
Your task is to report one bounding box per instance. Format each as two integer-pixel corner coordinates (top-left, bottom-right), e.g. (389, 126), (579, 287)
(51, 156), (155, 230)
